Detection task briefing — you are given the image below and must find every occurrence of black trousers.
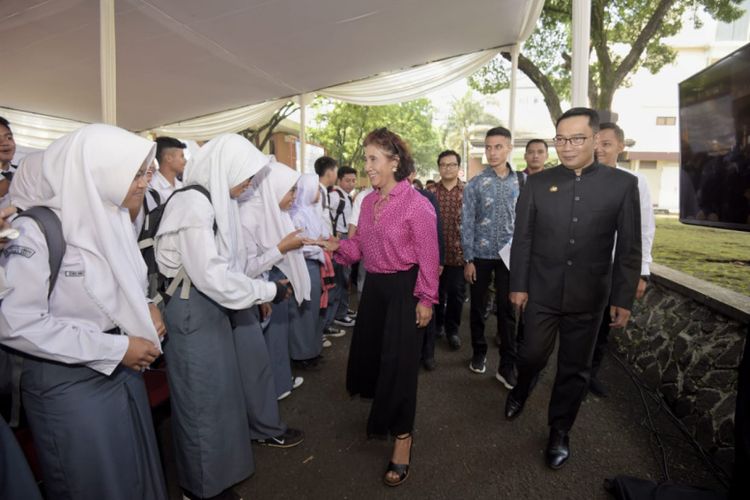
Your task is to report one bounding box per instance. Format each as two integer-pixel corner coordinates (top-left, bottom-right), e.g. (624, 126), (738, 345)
(591, 311), (612, 377)
(421, 315), (436, 362)
(435, 265), (466, 337)
(346, 267), (424, 437)
(512, 301), (603, 432)
(469, 259), (518, 365)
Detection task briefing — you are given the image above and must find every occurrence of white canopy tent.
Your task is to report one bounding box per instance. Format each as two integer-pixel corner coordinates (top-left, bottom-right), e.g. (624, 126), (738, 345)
(2, 0), (548, 148)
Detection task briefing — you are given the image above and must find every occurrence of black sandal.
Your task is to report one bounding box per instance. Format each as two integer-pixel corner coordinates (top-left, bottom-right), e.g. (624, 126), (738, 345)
(383, 433), (413, 487)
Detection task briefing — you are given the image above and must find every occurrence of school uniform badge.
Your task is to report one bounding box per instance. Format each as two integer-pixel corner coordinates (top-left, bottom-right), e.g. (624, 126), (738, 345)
(549, 185), (558, 192)
(3, 245), (36, 258)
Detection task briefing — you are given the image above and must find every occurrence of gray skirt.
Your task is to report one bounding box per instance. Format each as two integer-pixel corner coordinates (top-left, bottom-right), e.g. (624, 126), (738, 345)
(21, 356), (166, 500)
(164, 288), (254, 498)
(288, 259), (323, 361)
(264, 267), (294, 398)
(231, 307), (286, 439)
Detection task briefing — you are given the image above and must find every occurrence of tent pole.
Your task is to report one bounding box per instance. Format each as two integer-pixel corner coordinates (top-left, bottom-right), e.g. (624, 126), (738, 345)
(298, 94), (308, 172)
(571, 0), (591, 108)
(509, 44), (520, 146)
(100, 0), (117, 125)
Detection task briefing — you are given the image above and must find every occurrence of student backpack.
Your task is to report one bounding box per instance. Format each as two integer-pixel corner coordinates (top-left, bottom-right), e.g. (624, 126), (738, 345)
(330, 186), (351, 237)
(136, 184), (217, 303)
(14, 206), (65, 298)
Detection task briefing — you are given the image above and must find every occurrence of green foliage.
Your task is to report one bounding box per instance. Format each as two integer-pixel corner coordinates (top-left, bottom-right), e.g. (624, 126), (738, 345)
(309, 98), (442, 176)
(442, 91), (499, 163)
(470, 13), (570, 100)
(469, 0), (745, 122)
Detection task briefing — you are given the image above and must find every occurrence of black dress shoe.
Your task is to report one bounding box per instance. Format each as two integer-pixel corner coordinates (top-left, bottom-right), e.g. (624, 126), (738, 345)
(546, 428), (570, 469)
(504, 392), (525, 420)
(448, 334), (461, 350)
(588, 377), (608, 398)
(422, 358), (436, 371)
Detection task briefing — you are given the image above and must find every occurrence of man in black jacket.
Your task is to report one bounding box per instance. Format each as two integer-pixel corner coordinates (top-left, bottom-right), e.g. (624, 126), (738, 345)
(505, 107), (641, 469)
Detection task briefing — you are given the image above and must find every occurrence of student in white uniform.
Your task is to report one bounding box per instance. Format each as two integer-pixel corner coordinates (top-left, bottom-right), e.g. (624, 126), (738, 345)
(0, 124), (167, 500)
(289, 173), (331, 356)
(0, 117), (18, 210)
(349, 185), (374, 293)
(154, 134), (299, 500)
(149, 136), (186, 202)
(0, 204), (44, 500)
(240, 161), (318, 398)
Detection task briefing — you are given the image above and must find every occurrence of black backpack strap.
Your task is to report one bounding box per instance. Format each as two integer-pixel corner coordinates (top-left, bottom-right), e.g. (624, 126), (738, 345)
(6, 206), (64, 428)
(15, 206), (65, 298)
(167, 184), (218, 234)
(331, 188), (347, 236)
(143, 188), (161, 212)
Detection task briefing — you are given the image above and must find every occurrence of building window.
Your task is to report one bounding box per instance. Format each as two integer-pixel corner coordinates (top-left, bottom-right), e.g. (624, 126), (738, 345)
(640, 161), (657, 169)
(656, 116), (676, 126)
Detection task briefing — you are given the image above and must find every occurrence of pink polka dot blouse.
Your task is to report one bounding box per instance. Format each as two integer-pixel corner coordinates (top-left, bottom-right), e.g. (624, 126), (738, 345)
(334, 179), (440, 307)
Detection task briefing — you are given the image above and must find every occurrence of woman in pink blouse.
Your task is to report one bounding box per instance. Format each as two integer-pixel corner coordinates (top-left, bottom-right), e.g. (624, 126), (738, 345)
(327, 128), (439, 487)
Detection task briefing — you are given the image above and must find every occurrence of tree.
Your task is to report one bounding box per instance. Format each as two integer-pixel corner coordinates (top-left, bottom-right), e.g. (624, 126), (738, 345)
(309, 98), (442, 176)
(469, 0), (744, 126)
(442, 91), (499, 168)
(239, 100), (298, 150)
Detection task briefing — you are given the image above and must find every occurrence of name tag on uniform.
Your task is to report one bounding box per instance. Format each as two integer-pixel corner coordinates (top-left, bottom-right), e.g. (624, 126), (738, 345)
(64, 270), (85, 277)
(3, 245), (35, 258)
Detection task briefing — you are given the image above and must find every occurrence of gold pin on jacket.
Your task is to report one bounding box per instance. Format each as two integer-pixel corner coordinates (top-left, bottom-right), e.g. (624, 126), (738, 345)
(549, 185), (558, 192)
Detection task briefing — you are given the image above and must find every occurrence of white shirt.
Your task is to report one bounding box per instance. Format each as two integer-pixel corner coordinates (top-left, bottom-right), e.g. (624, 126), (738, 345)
(350, 187), (374, 227)
(155, 191), (276, 309)
(328, 187), (353, 235)
(317, 182), (333, 235)
(618, 166), (655, 275)
(0, 217), (129, 375)
(0, 163), (18, 210)
(241, 218), (283, 279)
(133, 189), (161, 237)
(149, 171), (183, 204)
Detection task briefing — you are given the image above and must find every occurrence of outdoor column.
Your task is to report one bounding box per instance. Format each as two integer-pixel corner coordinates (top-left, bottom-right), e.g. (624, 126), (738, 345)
(508, 44), (520, 142)
(100, 0), (117, 125)
(571, 0), (591, 107)
(298, 93), (308, 172)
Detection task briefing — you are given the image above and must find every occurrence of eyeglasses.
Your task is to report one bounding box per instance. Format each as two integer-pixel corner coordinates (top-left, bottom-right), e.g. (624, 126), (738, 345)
(553, 135), (591, 147)
(438, 162), (459, 169)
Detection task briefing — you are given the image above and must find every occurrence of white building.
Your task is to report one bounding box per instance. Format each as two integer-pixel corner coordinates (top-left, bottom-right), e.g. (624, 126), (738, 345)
(468, 4), (750, 211)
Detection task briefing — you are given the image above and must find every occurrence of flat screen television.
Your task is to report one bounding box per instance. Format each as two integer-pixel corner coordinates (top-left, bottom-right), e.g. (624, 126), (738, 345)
(679, 43), (750, 231)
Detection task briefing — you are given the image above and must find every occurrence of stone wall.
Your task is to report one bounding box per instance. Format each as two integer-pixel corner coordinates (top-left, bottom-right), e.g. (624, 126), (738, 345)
(612, 263), (749, 469)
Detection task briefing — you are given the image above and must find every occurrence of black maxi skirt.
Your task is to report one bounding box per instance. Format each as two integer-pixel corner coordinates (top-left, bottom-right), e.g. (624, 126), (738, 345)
(346, 266), (424, 437)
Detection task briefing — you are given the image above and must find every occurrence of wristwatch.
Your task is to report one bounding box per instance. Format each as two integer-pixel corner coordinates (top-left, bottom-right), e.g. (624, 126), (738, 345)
(640, 275), (650, 282)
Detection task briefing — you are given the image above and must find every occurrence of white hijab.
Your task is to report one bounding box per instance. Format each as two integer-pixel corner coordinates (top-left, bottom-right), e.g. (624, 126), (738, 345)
(240, 161), (310, 304)
(9, 151), (53, 210)
(38, 124), (159, 346)
(290, 173), (330, 240)
(175, 134), (268, 272)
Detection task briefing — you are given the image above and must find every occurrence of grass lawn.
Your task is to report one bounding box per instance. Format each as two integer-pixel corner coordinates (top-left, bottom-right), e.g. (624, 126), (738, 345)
(653, 216), (750, 295)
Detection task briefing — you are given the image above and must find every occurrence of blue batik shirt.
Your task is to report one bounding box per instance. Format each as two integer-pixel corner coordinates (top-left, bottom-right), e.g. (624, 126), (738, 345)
(461, 165), (523, 261)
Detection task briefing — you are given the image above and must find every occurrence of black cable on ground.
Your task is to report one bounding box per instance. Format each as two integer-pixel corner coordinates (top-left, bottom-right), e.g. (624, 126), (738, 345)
(609, 349), (732, 489)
